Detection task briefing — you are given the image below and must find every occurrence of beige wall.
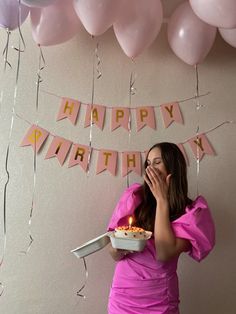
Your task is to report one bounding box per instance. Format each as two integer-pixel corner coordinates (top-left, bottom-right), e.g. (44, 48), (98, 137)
(0, 1), (236, 313)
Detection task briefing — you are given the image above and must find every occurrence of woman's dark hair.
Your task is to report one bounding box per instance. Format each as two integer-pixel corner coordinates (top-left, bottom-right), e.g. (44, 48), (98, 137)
(135, 142), (192, 231)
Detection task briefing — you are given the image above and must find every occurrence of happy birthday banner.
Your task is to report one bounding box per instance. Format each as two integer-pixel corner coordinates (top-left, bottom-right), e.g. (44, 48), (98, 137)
(19, 122), (219, 177)
(56, 96), (186, 131)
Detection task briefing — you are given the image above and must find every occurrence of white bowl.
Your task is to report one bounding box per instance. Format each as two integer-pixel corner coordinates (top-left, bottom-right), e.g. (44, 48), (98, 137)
(109, 231), (152, 252)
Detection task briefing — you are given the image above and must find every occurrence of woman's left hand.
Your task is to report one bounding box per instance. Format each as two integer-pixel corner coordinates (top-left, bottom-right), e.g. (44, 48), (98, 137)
(144, 166), (171, 202)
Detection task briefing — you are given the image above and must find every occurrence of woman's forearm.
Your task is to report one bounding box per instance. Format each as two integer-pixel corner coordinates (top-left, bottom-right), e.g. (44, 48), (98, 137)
(154, 199), (178, 261)
(154, 199), (190, 261)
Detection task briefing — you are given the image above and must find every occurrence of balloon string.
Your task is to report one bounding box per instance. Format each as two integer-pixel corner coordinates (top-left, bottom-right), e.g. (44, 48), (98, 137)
(19, 131), (36, 255)
(0, 29), (12, 115)
(76, 257), (89, 298)
(2, 29), (12, 70)
(127, 59), (137, 188)
(0, 23), (25, 294)
(12, 0), (26, 55)
(195, 64), (200, 196)
(95, 42), (102, 80)
(20, 45), (44, 254)
(36, 44), (45, 111)
(87, 41), (102, 176)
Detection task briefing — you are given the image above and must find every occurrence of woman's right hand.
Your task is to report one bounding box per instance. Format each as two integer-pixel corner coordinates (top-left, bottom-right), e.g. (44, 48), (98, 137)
(108, 243), (133, 261)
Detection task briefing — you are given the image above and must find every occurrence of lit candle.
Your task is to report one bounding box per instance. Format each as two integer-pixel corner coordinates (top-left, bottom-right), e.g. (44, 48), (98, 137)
(128, 216), (133, 229)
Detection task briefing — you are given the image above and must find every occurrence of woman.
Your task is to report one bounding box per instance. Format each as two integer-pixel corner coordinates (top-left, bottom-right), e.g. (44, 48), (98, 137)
(107, 142), (215, 314)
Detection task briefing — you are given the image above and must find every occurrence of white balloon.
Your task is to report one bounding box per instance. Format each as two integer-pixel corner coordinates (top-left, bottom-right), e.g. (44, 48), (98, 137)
(113, 0), (163, 58)
(190, 0), (236, 28)
(219, 27), (236, 48)
(167, 2), (217, 65)
(73, 0), (124, 36)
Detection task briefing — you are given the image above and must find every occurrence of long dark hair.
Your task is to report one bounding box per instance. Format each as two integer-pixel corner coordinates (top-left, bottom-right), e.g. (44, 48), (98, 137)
(135, 142), (192, 232)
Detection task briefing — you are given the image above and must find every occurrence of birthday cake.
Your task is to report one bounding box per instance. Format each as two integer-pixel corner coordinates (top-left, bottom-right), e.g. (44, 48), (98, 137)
(114, 226), (146, 239)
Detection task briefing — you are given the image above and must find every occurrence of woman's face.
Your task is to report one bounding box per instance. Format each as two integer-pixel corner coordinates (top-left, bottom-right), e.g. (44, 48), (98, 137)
(146, 147), (168, 178)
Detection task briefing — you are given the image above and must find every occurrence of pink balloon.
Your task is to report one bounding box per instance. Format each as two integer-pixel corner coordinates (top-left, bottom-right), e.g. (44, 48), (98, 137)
(22, 0), (57, 8)
(30, 0), (82, 46)
(167, 2), (217, 66)
(113, 0), (163, 58)
(0, 0), (29, 31)
(219, 27), (236, 48)
(73, 0), (124, 36)
(190, 0), (236, 29)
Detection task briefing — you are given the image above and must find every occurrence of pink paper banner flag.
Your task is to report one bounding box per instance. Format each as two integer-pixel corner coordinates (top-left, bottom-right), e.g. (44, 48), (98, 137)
(160, 102), (183, 128)
(177, 143), (189, 166)
(136, 106), (156, 131)
(20, 124), (49, 153)
(111, 107), (130, 131)
(96, 149), (118, 176)
(188, 133), (216, 161)
(45, 136), (72, 166)
(68, 143), (91, 172)
(122, 151), (142, 177)
(56, 97), (81, 125)
(84, 104), (106, 130)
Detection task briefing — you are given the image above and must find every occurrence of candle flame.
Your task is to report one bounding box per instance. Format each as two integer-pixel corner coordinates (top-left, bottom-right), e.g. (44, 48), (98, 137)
(128, 216), (133, 227)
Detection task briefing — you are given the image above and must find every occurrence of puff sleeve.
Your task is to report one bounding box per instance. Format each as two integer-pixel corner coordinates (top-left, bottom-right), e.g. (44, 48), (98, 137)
(107, 183), (143, 231)
(172, 196), (215, 262)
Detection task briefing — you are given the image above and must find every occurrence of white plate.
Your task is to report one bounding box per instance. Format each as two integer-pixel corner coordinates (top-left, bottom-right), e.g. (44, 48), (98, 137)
(71, 232), (112, 258)
(109, 231), (152, 252)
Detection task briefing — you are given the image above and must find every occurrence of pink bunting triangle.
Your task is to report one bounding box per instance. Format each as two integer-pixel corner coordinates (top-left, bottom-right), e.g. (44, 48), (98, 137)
(96, 149), (118, 176)
(160, 102), (183, 128)
(136, 106), (156, 131)
(84, 104), (106, 130)
(188, 133), (216, 161)
(45, 136), (72, 166)
(68, 143), (91, 172)
(56, 97), (80, 125)
(20, 124), (49, 153)
(122, 151), (142, 177)
(111, 107), (130, 131)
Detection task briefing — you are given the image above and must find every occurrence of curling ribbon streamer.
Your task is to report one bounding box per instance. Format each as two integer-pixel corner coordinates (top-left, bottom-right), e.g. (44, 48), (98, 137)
(195, 64), (201, 196)
(20, 131), (36, 255)
(1, 0), (26, 294)
(2, 29), (12, 70)
(21, 45), (45, 254)
(36, 45), (45, 111)
(0, 29), (12, 115)
(87, 41), (102, 175)
(77, 257), (89, 298)
(127, 59), (137, 188)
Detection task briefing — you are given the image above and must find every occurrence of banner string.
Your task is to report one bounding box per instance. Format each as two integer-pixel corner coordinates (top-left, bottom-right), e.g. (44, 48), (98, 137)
(15, 112), (235, 155)
(40, 89), (210, 110)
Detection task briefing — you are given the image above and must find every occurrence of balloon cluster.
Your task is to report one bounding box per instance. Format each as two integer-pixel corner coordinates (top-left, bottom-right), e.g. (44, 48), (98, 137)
(0, 0), (236, 65)
(168, 0), (236, 65)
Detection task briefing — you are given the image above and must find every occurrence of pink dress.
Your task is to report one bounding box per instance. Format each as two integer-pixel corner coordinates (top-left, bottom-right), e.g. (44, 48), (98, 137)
(107, 183), (215, 314)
